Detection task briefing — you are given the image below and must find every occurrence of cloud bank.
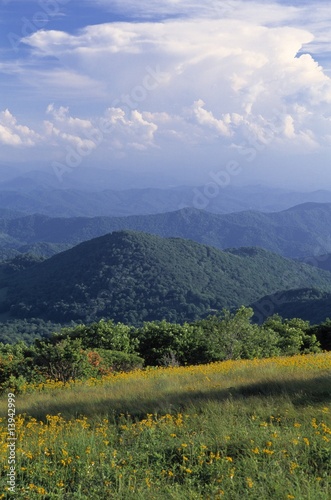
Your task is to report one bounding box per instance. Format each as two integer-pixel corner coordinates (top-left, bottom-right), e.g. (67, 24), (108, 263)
(1, 0), (331, 186)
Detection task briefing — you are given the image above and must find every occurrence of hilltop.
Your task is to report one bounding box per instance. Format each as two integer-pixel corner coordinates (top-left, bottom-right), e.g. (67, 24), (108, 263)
(1, 230), (331, 325)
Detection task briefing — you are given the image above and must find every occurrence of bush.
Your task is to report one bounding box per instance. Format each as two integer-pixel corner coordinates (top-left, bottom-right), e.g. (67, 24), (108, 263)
(32, 338), (92, 383)
(87, 349), (144, 374)
(53, 319), (139, 353)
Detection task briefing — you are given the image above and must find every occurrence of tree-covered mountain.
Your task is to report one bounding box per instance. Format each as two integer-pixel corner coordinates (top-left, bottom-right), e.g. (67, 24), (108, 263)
(300, 253), (331, 272)
(1, 231), (331, 326)
(1, 202), (331, 259)
(251, 288), (331, 325)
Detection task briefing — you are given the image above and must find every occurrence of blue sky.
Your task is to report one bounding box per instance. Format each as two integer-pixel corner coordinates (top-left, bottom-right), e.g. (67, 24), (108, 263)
(1, 0), (331, 189)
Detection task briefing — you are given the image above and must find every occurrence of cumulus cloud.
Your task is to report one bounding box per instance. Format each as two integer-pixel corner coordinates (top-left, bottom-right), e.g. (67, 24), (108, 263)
(46, 104), (93, 129)
(23, 21), (329, 111)
(42, 104), (159, 157)
(100, 107), (158, 151)
(1, 0), (331, 179)
(0, 110), (40, 146)
(191, 100), (232, 137)
(7, 15), (331, 156)
(44, 105), (97, 151)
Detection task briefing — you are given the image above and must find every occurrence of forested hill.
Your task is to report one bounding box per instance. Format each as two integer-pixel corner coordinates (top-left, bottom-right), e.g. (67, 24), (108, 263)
(300, 253), (331, 272)
(2, 202), (331, 259)
(1, 231), (331, 325)
(252, 288), (331, 325)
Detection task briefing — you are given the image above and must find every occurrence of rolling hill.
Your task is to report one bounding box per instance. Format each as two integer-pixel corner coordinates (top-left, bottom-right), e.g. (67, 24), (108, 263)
(1, 202), (331, 259)
(1, 231), (331, 326)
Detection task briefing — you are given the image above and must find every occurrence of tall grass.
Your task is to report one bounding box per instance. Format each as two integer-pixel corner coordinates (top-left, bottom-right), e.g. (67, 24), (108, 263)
(0, 353), (330, 499)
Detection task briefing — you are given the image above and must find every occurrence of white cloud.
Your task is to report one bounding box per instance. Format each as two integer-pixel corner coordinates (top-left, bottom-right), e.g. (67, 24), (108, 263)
(191, 100), (232, 137)
(100, 108), (158, 150)
(43, 105), (97, 151)
(22, 18), (331, 117)
(21, 67), (106, 98)
(44, 121), (97, 151)
(1, 0), (331, 183)
(6, 14), (331, 155)
(46, 104), (94, 130)
(0, 109), (40, 146)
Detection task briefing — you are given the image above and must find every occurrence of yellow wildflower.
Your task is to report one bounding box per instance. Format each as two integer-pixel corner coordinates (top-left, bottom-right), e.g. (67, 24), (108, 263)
(246, 477), (254, 488)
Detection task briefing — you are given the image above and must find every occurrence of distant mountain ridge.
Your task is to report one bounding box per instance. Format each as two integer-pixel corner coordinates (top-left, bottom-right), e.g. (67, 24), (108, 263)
(1, 230), (331, 325)
(0, 167), (182, 192)
(1, 202), (331, 258)
(2, 183), (331, 217)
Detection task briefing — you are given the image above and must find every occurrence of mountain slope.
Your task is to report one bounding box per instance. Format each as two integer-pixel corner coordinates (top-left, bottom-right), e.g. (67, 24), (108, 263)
(251, 288), (331, 325)
(2, 231), (331, 325)
(299, 253), (331, 272)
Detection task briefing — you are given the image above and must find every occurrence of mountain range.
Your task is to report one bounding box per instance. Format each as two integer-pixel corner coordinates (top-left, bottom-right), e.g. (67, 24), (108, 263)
(1, 230), (331, 326)
(1, 202), (331, 259)
(2, 175), (331, 216)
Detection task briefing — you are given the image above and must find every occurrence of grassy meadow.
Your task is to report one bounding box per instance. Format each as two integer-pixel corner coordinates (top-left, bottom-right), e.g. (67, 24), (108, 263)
(0, 353), (330, 499)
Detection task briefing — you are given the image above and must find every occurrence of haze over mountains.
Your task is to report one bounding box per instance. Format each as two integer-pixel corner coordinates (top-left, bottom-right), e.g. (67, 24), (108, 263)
(2, 170), (331, 333)
(1, 202), (331, 259)
(2, 169), (331, 217)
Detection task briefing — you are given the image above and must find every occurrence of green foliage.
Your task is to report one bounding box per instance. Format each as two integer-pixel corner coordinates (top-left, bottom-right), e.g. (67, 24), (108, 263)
(308, 318), (331, 351)
(135, 320), (202, 366)
(0, 318), (67, 344)
(194, 307), (283, 361)
(54, 320), (138, 353)
(1, 253), (44, 274)
(0, 341), (27, 385)
(0, 307), (326, 393)
(87, 349), (143, 374)
(117, 307), (322, 368)
(33, 338), (92, 383)
(262, 315), (321, 355)
(252, 288), (331, 326)
(2, 231), (331, 326)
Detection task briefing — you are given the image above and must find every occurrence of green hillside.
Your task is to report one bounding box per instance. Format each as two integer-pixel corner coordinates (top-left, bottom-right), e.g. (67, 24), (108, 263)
(1, 231), (331, 325)
(252, 288), (331, 325)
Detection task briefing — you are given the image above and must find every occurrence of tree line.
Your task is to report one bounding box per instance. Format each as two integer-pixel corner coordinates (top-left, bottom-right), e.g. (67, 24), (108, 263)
(1, 306), (330, 393)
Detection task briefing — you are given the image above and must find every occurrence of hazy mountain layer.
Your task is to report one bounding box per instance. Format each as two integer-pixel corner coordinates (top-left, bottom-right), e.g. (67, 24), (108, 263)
(1, 202), (331, 258)
(1, 184), (331, 217)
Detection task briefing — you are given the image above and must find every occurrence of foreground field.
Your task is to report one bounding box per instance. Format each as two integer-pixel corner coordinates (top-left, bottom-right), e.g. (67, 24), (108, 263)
(1, 353), (331, 499)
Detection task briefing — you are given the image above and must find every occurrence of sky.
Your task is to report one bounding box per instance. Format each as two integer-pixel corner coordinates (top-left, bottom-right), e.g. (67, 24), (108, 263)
(0, 0), (331, 189)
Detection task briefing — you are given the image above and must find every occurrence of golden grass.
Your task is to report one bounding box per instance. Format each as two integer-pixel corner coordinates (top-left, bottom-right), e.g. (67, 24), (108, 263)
(1, 352), (329, 421)
(0, 353), (330, 498)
